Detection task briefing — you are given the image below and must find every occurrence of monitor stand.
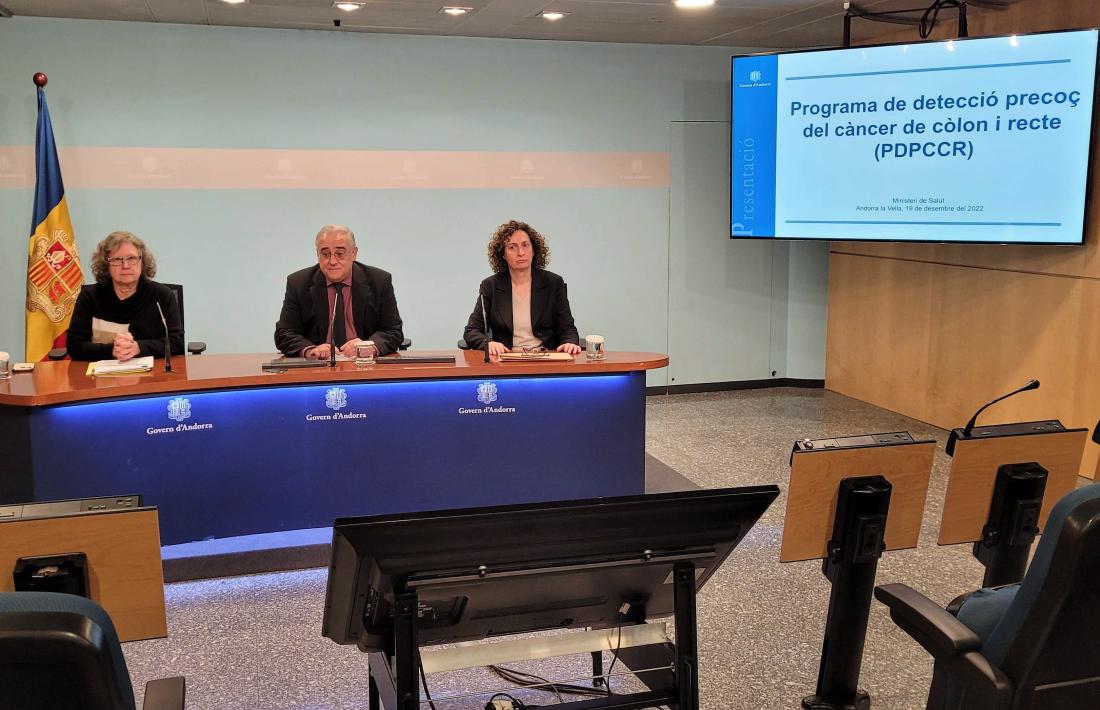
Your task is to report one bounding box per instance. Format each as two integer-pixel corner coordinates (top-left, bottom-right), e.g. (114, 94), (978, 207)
(366, 560), (701, 710)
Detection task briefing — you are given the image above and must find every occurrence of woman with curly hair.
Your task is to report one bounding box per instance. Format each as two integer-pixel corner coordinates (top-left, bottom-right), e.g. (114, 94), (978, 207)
(463, 220), (581, 356)
(66, 231), (183, 361)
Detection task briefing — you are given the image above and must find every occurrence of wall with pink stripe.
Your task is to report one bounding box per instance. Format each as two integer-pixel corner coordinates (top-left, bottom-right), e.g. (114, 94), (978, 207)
(0, 18), (828, 383)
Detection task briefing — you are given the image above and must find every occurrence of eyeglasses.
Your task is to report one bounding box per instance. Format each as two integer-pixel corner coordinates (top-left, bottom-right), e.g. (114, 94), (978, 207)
(516, 346), (547, 354)
(107, 255), (142, 266)
(318, 249), (350, 261)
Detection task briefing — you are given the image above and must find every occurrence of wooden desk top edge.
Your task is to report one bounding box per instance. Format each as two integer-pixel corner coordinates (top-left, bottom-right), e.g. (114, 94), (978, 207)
(0, 350), (669, 407)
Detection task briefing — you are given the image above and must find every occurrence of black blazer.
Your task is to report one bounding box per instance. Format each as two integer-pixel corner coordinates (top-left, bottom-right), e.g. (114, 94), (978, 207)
(67, 278), (184, 361)
(463, 269), (579, 350)
(274, 261), (404, 356)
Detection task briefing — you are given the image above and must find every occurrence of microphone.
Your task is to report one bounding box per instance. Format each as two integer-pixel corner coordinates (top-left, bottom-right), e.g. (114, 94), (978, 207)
(479, 288), (492, 363)
(155, 300), (172, 373)
(328, 291), (339, 369)
(945, 379), (1040, 456)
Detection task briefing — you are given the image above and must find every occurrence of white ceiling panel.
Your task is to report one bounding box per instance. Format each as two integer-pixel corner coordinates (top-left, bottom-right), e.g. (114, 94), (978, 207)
(1, 0), (1022, 47)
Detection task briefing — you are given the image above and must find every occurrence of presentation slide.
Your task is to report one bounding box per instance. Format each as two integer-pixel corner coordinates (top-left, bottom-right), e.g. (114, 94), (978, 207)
(731, 30), (1098, 244)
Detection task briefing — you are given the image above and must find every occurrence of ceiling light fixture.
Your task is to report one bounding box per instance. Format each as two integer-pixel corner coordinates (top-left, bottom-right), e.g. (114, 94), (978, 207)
(220, 0), (248, 5)
(541, 11), (568, 20)
(333, 1), (366, 11)
(673, 0), (715, 8)
(441, 6), (471, 15)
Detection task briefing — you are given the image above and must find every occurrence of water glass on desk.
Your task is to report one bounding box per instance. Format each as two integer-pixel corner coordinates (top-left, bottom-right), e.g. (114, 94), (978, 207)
(585, 335), (605, 361)
(355, 341), (376, 368)
(0, 352), (10, 380)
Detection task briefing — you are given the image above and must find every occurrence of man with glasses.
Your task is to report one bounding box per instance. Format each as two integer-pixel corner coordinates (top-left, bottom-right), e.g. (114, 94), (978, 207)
(274, 225), (404, 359)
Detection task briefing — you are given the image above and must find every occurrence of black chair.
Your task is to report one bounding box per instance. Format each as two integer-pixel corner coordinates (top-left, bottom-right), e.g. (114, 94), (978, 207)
(0, 591), (185, 709)
(164, 284), (206, 355)
(48, 283), (206, 360)
(874, 483), (1100, 710)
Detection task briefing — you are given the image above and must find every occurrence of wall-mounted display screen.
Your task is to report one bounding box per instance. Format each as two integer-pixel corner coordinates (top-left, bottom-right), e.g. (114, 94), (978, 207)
(730, 29), (1098, 244)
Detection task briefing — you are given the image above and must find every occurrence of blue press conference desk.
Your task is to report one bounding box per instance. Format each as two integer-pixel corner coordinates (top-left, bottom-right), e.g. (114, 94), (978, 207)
(0, 350), (668, 545)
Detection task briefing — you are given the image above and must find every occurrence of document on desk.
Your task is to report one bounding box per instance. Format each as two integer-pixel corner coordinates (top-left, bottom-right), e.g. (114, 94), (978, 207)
(86, 356), (155, 376)
(498, 352), (575, 362)
(261, 356), (334, 370)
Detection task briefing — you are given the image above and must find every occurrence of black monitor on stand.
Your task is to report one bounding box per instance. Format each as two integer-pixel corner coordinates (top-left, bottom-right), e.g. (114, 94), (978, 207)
(323, 486), (779, 710)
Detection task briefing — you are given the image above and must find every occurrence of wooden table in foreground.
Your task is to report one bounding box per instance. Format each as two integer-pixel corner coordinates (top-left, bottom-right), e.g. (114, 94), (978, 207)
(0, 351), (668, 545)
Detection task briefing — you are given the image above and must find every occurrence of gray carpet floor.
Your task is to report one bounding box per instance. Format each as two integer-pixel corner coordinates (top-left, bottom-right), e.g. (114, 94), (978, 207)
(121, 388), (1079, 709)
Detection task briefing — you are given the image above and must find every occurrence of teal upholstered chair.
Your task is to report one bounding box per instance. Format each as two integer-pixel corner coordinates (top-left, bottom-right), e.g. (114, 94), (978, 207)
(875, 483), (1100, 710)
(0, 591), (185, 710)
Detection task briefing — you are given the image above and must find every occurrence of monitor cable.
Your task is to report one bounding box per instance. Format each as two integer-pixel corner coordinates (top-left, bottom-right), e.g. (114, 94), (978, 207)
(919, 0), (967, 39)
(417, 647), (439, 710)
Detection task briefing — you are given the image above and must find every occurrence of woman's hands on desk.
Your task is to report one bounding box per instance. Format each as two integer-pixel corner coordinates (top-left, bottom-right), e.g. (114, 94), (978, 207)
(112, 333), (140, 361)
(488, 342), (581, 356)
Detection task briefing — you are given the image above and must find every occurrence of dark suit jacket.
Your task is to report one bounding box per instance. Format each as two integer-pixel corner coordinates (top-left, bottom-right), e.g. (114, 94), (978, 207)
(274, 261), (404, 356)
(463, 269), (579, 350)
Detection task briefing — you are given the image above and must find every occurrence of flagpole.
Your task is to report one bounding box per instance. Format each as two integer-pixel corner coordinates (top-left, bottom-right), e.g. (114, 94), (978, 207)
(26, 70), (85, 362)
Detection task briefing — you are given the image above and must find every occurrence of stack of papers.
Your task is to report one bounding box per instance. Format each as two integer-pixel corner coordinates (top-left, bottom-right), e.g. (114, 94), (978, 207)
(86, 356), (155, 376)
(498, 352), (575, 362)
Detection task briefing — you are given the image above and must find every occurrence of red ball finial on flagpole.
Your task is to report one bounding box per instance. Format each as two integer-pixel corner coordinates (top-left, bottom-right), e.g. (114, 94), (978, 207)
(33, 73), (48, 87)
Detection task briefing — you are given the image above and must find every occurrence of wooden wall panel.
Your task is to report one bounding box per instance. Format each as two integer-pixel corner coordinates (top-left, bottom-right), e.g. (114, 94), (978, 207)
(825, 253), (933, 420)
(826, 0), (1100, 478)
(827, 255), (1100, 478)
(924, 267), (1086, 426)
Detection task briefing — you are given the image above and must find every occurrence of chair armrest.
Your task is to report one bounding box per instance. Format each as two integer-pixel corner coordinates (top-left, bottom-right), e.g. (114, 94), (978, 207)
(186, 342), (207, 355)
(143, 676), (185, 710)
(874, 583), (983, 658)
(47, 347), (67, 361)
(457, 338), (470, 350)
(399, 337), (411, 351)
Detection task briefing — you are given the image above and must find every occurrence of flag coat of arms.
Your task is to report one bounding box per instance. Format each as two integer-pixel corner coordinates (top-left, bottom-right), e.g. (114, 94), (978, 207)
(25, 82), (84, 361)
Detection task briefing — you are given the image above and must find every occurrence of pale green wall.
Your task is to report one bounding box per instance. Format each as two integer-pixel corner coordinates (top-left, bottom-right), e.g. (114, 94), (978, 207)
(0, 17), (827, 383)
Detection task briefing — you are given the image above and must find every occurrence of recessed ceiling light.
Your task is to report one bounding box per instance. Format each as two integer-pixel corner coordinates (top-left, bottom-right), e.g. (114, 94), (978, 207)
(333, 1), (366, 11)
(220, 0), (248, 5)
(674, 0), (715, 8)
(541, 11), (569, 20)
(441, 6), (472, 15)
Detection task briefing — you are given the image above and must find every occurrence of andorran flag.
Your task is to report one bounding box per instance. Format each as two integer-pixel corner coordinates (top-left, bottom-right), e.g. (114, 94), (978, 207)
(25, 83), (84, 362)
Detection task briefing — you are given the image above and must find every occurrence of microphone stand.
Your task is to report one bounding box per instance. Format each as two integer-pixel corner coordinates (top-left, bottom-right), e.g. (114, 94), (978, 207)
(329, 292), (339, 369)
(155, 301), (172, 373)
(945, 379), (1040, 456)
(480, 290), (492, 364)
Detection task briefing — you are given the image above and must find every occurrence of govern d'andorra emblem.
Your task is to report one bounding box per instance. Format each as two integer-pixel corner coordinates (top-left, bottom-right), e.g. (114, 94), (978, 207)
(476, 381), (498, 405)
(306, 387), (365, 421)
(325, 387), (348, 412)
(167, 397), (191, 422)
(148, 397), (212, 435)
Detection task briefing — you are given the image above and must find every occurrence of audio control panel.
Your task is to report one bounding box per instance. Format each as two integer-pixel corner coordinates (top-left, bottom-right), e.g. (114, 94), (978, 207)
(964, 420), (1065, 439)
(0, 495), (142, 522)
(790, 431), (929, 464)
(795, 431), (915, 452)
